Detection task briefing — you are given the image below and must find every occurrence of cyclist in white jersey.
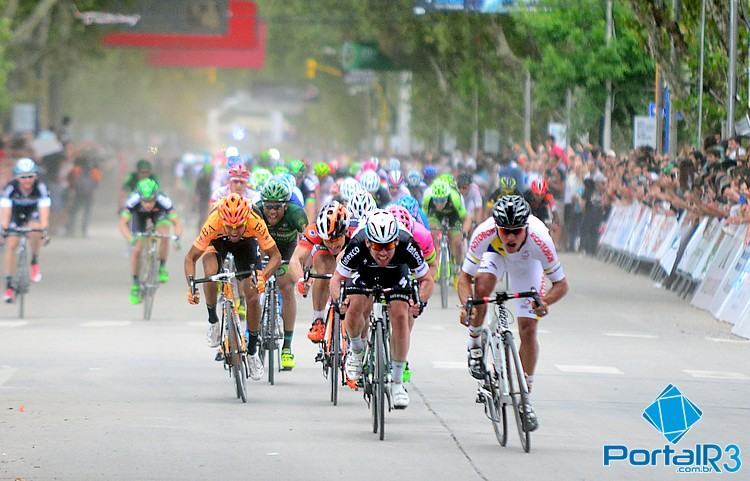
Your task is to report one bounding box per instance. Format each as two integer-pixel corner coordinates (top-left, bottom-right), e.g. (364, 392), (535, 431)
(457, 195), (568, 431)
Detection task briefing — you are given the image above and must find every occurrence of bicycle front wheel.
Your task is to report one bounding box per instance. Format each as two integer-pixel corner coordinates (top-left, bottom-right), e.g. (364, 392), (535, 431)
(16, 243), (29, 319)
(330, 308), (340, 405)
(266, 289), (276, 385)
(142, 247), (158, 320)
(228, 313), (247, 403)
(506, 340), (531, 452)
(440, 241), (449, 309)
(375, 323), (386, 440)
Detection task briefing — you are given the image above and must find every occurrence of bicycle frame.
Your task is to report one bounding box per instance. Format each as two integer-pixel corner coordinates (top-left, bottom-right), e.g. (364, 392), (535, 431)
(134, 231), (177, 320)
(5, 227), (45, 319)
(439, 218), (451, 308)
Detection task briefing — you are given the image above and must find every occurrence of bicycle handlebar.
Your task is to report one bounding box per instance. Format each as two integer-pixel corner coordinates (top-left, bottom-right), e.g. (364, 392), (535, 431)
(304, 269), (332, 281)
(189, 270), (256, 295)
(464, 289), (542, 312)
(134, 232), (179, 241)
(4, 227), (47, 235)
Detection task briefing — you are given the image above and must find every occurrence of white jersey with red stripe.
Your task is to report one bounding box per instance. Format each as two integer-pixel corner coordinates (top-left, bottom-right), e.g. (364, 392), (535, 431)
(462, 215), (565, 283)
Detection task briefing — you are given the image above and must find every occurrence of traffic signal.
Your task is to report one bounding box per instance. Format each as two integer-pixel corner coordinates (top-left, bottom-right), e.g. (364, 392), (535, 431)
(305, 58), (317, 79)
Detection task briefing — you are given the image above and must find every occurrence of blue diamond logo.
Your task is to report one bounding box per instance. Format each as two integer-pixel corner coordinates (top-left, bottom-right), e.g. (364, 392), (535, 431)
(643, 384), (702, 444)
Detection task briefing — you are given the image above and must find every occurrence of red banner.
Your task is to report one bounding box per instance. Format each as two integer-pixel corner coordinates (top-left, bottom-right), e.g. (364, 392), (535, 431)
(147, 22), (265, 69)
(103, 0), (257, 49)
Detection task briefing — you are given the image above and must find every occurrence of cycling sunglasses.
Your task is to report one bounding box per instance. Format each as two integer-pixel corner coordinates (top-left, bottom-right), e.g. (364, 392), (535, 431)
(367, 240), (397, 252)
(433, 196), (448, 204)
(263, 202), (286, 210)
(17, 175), (35, 180)
(498, 225), (526, 236)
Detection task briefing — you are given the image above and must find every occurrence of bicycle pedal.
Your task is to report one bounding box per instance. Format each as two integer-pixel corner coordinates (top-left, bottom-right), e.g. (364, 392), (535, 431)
(475, 392), (485, 404)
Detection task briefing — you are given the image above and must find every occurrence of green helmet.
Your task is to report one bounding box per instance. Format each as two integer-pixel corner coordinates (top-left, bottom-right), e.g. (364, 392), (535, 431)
(288, 159), (305, 175)
(499, 176), (517, 195)
(136, 159), (152, 172)
(431, 180), (450, 199)
(261, 177), (291, 202)
(251, 168), (272, 190)
(348, 162), (361, 177)
(436, 173), (456, 189)
(258, 150), (271, 163)
(313, 162), (330, 178)
(273, 165), (290, 175)
(136, 178), (159, 200)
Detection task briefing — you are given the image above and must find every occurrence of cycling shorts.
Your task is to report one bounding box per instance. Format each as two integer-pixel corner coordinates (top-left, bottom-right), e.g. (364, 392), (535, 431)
(344, 264), (412, 303)
(210, 237), (258, 280)
(130, 211), (172, 234)
(477, 251), (547, 319)
(427, 214), (462, 232)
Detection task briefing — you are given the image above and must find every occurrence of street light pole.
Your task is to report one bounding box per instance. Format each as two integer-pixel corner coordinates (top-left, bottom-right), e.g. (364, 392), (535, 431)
(603, 0), (613, 152)
(728, 0), (738, 138)
(697, 0), (706, 147)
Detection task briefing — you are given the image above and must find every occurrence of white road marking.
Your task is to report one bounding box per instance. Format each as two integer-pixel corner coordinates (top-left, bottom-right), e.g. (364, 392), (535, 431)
(555, 364), (624, 375)
(0, 321), (27, 328)
(88, 367), (102, 371)
(706, 336), (750, 344)
(80, 321), (132, 327)
(683, 370), (750, 380)
(0, 366), (18, 386)
(604, 332), (659, 339)
(267, 452), (279, 456)
(432, 361), (466, 369)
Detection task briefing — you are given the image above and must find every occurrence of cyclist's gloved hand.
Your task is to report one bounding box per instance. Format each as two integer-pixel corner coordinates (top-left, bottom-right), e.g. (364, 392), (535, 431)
(459, 305), (474, 326)
(186, 289), (200, 305)
(532, 298), (549, 317)
(296, 277), (309, 297)
(255, 273), (267, 293)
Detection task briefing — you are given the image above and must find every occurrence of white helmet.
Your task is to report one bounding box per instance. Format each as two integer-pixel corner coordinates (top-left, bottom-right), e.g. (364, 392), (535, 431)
(365, 209), (399, 244)
(348, 190), (377, 219)
(360, 170), (381, 193)
(340, 177), (362, 202)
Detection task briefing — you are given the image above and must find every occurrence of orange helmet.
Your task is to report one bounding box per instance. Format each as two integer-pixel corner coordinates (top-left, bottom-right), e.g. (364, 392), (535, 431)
(316, 201), (349, 240)
(218, 193), (250, 227)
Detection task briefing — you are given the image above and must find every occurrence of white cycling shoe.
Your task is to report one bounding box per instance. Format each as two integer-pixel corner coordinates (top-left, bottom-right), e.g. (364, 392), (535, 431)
(345, 350), (364, 381)
(248, 352), (264, 381)
(392, 383), (410, 409)
(206, 322), (221, 348)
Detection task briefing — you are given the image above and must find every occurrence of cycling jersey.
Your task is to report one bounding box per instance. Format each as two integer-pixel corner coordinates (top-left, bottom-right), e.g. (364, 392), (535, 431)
(121, 192), (176, 232)
(253, 201), (307, 259)
(462, 216), (565, 318)
(523, 191), (556, 225)
(462, 183), (483, 212)
(411, 221), (436, 264)
(388, 185), (411, 204)
(193, 209), (275, 253)
(337, 228), (429, 280)
(1, 179), (51, 227)
(300, 174), (319, 204)
(423, 186), (466, 230)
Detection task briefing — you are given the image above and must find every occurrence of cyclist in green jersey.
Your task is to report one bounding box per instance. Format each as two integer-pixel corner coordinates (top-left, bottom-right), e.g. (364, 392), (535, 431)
(423, 180), (467, 277)
(253, 177), (308, 370)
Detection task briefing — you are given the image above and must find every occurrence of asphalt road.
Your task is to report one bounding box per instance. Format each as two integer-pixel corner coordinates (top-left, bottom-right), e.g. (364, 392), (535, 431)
(1, 187), (749, 481)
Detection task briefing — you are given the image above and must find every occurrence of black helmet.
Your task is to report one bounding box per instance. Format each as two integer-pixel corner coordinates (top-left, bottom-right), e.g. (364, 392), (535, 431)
(457, 173), (472, 188)
(492, 195), (530, 228)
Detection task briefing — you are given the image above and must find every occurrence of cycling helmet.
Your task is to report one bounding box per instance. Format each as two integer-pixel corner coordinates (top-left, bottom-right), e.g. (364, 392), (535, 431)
(261, 177), (291, 202)
(396, 195), (421, 219)
(328, 160), (340, 174)
(313, 162), (330, 178)
(288, 159), (305, 175)
(348, 190), (377, 219)
(492, 195), (531, 229)
(406, 170), (422, 188)
(136, 178), (159, 200)
(136, 159), (152, 171)
(362, 159), (378, 172)
(272, 165), (290, 175)
(360, 170), (381, 193)
(387, 205), (414, 232)
(437, 173), (457, 189)
(388, 158), (401, 172)
(251, 168), (272, 189)
(348, 162), (361, 177)
(316, 201), (349, 240)
(387, 170), (404, 187)
(227, 164), (250, 180)
(278, 173), (297, 192)
(13, 157), (38, 177)
(340, 177), (362, 202)
(219, 193), (251, 226)
(365, 209), (399, 244)
(498, 176), (517, 195)
(422, 165), (437, 182)
(530, 178), (548, 196)
(457, 173), (472, 188)
(431, 181), (450, 199)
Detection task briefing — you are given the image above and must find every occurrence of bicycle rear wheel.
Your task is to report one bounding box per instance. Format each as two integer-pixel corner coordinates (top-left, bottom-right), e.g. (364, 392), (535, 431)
(486, 371), (508, 446)
(440, 240), (449, 308)
(227, 312), (247, 403)
(330, 307), (340, 405)
(375, 322), (386, 440)
(506, 339), (531, 452)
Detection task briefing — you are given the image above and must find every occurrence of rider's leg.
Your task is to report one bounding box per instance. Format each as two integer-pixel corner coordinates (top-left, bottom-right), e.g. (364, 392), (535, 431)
(241, 277), (261, 355)
(389, 299), (410, 379)
(130, 240), (143, 281)
(343, 294), (369, 352)
(449, 229), (463, 271)
(200, 252), (220, 324)
(3, 235), (19, 286)
(470, 271), (497, 346)
(277, 272), (296, 348)
(27, 221), (44, 264)
(308, 252), (334, 342)
(156, 222), (170, 263)
(508, 259), (545, 393)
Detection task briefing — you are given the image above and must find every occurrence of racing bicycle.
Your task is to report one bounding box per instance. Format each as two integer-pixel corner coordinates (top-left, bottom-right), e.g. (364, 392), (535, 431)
(190, 254), (252, 403)
(465, 289), (541, 452)
(258, 259), (288, 385)
(4, 227), (46, 319)
(134, 230), (178, 320)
